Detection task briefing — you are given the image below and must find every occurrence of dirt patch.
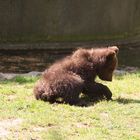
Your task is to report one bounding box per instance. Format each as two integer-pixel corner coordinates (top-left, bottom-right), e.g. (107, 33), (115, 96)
(0, 118), (23, 138)
(7, 95), (17, 101)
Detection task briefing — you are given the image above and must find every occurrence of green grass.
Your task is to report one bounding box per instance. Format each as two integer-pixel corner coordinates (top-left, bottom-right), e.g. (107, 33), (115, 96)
(0, 72), (140, 140)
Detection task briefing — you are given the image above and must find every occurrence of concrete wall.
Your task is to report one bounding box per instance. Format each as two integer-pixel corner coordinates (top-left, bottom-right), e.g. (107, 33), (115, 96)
(0, 0), (140, 43)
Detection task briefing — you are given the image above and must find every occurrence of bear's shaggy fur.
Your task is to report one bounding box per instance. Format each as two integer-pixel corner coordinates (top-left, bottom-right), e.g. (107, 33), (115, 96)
(34, 46), (119, 105)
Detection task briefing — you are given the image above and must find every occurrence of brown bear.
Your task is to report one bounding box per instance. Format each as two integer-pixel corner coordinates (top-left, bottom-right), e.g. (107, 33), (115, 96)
(34, 46), (119, 105)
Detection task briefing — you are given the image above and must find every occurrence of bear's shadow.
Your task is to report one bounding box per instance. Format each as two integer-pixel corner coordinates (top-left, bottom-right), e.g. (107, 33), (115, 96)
(53, 96), (140, 107)
(114, 97), (140, 104)
(54, 96), (112, 107)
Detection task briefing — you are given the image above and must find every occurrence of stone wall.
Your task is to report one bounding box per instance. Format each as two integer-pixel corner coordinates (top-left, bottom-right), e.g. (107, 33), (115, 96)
(1, 1), (140, 72)
(1, 43), (140, 73)
(0, 0), (140, 42)
(0, 47), (72, 73)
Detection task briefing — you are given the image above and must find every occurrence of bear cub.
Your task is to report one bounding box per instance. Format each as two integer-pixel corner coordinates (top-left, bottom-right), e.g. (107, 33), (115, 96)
(34, 46), (119, 105)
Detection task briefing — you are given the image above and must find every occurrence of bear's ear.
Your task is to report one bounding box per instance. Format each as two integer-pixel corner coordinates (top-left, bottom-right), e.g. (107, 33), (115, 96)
(108, 46), (119, 54)
(106, 50), (116, 61)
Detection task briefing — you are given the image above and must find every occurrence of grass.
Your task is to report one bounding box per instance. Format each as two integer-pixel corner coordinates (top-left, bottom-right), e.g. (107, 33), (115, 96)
(0, 72), (140, 140)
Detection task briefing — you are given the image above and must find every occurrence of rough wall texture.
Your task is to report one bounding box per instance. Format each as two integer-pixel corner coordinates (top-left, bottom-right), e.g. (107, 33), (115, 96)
(0, 49), (70, 73)
(0, 0), (140, 42)
(1, 44), (140, 73)
(0, 1), (140, 72)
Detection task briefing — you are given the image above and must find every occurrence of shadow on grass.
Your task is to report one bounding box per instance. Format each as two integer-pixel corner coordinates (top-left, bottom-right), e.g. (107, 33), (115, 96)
(113, 97), (140, 104)
(46, 129), (65, 140)
(51, 95), (110, 107)
(51, 96), (140, 107)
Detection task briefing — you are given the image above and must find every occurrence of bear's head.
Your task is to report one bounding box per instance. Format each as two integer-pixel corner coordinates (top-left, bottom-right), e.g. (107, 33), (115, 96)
(93, 46), (119, 81)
